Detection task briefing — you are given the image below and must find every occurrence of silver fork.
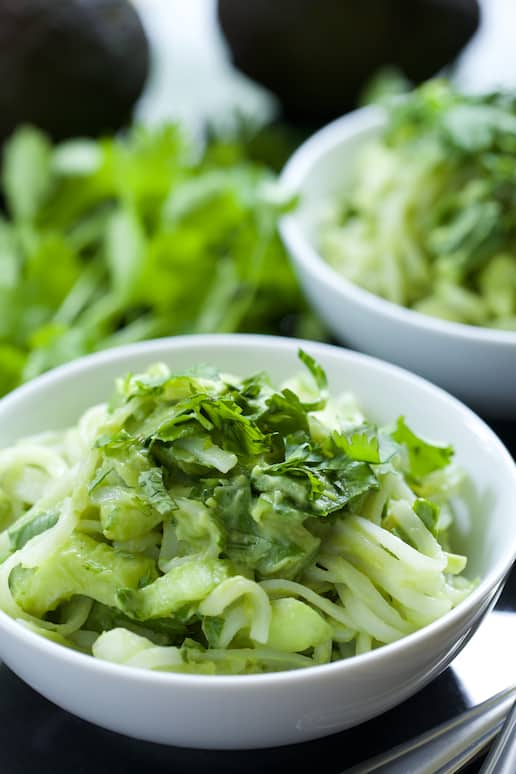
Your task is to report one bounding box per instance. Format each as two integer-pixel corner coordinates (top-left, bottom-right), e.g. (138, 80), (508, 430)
(345, 686), (516, 774)
(479, 699), (516, 774)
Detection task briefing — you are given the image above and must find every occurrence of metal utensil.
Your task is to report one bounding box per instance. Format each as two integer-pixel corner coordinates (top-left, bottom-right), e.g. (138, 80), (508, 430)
(344, 686), (515, 774)
(345, 610), (516, 773)
(479, 700), (516, 774)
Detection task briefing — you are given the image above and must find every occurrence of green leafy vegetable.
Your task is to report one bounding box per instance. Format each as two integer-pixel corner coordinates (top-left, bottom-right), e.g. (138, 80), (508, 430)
(333, 424), (398, 465)
(296, 348), (328, 410)
(138, 469), (176, 516)
(8, 510), (59, 552)
(392, 416), (453, 478)
(253, 433), (378, 516)
(0, 353), (473, 674)
(2, 126), (53, 222)
(0, 123), (317, 398)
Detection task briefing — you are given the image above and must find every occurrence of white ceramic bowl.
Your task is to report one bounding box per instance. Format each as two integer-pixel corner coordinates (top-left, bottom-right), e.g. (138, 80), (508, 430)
(0, 334), (514, 749)
(279, 106), (516, 417)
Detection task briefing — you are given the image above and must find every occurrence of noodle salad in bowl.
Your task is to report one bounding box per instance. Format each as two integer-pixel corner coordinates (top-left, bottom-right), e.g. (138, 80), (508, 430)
(0, 349), (473, 673)
(0, 335), (513, 748)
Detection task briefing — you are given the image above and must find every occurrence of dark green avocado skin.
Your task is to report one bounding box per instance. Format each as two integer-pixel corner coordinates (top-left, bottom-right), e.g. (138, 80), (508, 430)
(0, 0), (150, 142)
(218, 0), (480, 126)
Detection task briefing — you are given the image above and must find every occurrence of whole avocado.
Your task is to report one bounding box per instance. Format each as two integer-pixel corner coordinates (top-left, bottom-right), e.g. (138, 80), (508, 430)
(0, 0), (149, 142)
(218, 0), (480, 126)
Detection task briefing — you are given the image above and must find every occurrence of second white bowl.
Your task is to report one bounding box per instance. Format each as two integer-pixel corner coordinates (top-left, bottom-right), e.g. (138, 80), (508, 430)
(279, 106), (516, 417)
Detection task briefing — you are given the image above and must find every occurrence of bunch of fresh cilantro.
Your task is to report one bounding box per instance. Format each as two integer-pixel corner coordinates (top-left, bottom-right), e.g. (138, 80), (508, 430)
(322, 80), (516, 329)
(0, 124), (316, 397)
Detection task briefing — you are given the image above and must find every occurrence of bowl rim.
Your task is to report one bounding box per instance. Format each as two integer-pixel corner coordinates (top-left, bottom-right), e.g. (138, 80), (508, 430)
(0, 333), (515, 689)
(279, 105), (516, 347)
